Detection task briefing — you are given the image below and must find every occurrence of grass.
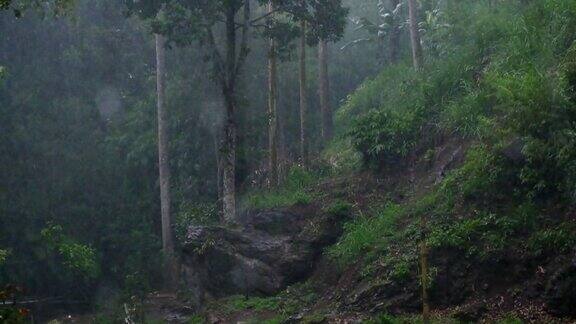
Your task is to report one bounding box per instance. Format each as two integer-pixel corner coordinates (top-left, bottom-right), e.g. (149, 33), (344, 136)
(242, 166), (322, 210)
(328, 203), (404, 266)
(204, 283), (318, 322)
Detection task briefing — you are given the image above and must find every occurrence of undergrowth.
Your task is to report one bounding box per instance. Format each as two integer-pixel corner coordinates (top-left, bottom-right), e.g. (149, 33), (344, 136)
(329, 0), (576, 278)
(242, 166), (322, 210)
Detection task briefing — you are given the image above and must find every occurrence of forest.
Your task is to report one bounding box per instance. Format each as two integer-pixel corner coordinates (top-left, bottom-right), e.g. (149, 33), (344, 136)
(1, 0), (576, 323)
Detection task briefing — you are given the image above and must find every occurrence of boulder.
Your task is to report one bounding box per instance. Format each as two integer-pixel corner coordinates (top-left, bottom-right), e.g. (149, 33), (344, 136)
(180, 209), (346, 308)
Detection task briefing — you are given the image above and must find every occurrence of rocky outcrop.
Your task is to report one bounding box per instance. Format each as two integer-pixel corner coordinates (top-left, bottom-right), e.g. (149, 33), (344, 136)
(180, 207), (346, 308)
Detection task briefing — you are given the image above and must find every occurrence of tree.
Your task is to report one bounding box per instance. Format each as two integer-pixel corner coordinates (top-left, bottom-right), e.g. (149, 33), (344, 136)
(298, 18), (308, 165)
(268, 1), (279, 187)
(310, 0), (348, 144)
(126, 0), (348, 222)
(318, 39), (333, 142)
(407, 0), (423, 69)
(155, 32), (177, 286)
(126, 0), (254, 223)
(388, 0), (401, 63)
(0, 0), (74, 16)
(341, 0), (402, 64)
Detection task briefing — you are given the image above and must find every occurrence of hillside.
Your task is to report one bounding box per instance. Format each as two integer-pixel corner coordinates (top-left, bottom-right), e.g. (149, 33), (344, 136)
(159, 1), (576, 323)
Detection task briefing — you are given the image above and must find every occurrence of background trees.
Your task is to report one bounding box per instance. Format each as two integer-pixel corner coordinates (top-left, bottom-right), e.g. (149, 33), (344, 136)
(126, 0), (348, 220)
(0, 0), (367, 302)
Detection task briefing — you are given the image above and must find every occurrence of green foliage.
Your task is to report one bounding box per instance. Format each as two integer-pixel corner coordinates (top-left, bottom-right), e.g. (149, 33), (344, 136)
(208, 283), (318, 322)
(339, 0), (576, 181)
(41, 224), (100, 280)
(187, 314), (206, 324)
(227, 295), (282, 312)
(329, 0), (576, 294)
(321, 139), (362, 173)
(243, 166), (319, 210)
(0, 248), (9, 265)
(328, 203), (402, 265)
(438, 146), (507, 203)
(175, 202), (219, 242)
(324, 200), (353, 218)
(528, 222), (576, 255)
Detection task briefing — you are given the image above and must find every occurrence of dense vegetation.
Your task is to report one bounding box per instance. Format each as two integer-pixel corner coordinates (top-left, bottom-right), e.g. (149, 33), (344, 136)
(333, 0), (576, 262)
(2, 0), (576, 322)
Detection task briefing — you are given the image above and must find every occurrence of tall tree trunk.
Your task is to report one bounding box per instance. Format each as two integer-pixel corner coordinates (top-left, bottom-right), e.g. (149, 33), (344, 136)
(222, 93), (236, 223)
(215, 134), (223, 206)
(278, 88), (287, 185)
(407, 0), (423, 70)
(389, 0), (401, 63)
(299, 20), (308, 165)
(268, 2), (279, 188)
(318, 40), (333, 142)
(155, 33), (176, 284)
(222, 6), (238, 223)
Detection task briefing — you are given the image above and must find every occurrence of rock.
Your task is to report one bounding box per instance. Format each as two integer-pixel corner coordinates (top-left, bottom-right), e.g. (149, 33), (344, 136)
(180, 209), (346, 308)
(545, 254), (576, 316)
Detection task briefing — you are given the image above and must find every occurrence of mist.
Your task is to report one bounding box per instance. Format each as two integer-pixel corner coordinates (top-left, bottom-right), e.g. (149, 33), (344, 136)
(1, 0), (576, 323)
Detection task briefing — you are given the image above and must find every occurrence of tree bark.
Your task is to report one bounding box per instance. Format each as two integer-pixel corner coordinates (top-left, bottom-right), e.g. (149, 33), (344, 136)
(222, 5), (239, 223)
(299, 20), (308, 165)
(214, 134), (223, 205)
(407, 0), (423, 70)
(222, 93), (236, 223)
(268, 2), (279, 188)
(156, 33), (173, 255)
(155, 33), (176, 284)
(318, 40), (333, 142)
(389, 0), (401, 63)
